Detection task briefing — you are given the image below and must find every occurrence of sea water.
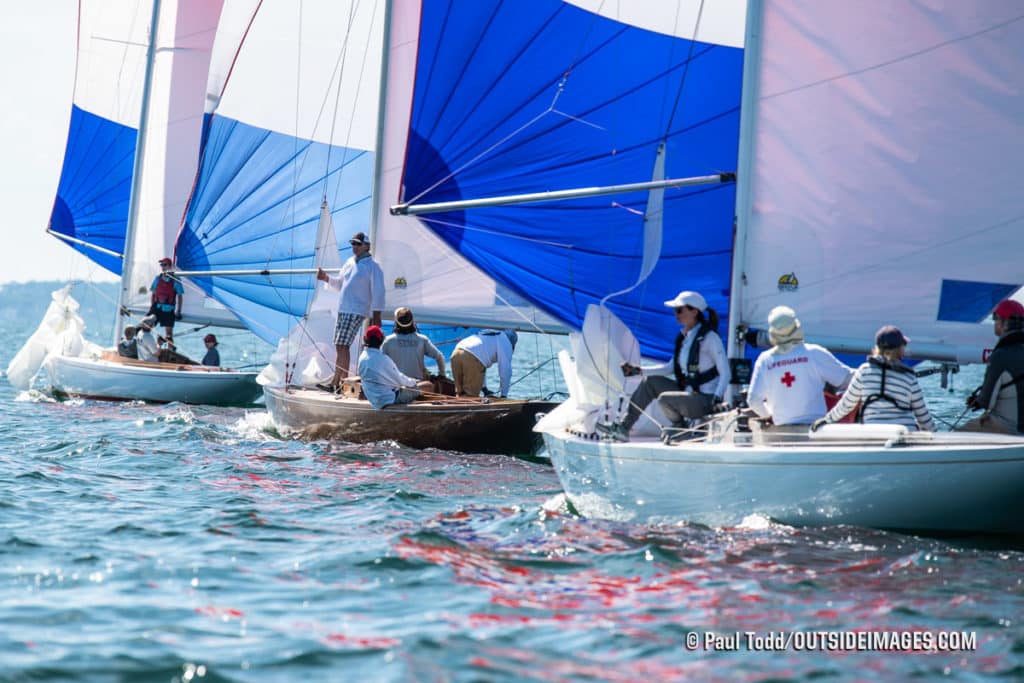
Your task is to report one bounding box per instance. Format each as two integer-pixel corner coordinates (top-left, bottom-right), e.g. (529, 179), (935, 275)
(1, 281), (1022, 682)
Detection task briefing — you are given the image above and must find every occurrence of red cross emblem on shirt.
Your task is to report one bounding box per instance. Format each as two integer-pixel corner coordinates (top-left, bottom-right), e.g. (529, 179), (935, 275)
(781, 371), (796, 387)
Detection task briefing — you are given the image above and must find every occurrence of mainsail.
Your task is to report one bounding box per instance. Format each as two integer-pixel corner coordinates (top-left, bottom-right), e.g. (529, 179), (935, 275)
(731, 0), (1024, 364)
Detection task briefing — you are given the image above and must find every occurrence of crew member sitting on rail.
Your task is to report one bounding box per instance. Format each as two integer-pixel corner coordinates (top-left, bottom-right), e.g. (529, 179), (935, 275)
(747, 305), (853, 428)
(117, 325), (139, 359)
(961, 298), (1024, 434)
(815, 325), (935, 432)
(382, 307), (446, 380)
(135, 316), (160, 362)
(357, 325), (433, 409)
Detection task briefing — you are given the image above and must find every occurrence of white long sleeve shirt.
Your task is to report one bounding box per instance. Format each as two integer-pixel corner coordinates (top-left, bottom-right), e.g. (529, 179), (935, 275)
(357, 347), (418, 409)
(747, 343), (853, 424)
(135, 329), (159, 362)
(642, 328), (730, 399)
(326, 254), (385, 317)
(454, 330), (514, 397)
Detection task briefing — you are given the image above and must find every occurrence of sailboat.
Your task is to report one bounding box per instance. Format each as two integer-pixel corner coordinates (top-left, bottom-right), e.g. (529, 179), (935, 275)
(537, 0), (1024, 533)
(148, 0), (745, 452)
(8, 1), (261, 406)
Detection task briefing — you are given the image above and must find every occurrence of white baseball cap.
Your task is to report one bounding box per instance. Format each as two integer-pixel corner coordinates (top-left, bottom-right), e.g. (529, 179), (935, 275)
(664, 290), (707, 312)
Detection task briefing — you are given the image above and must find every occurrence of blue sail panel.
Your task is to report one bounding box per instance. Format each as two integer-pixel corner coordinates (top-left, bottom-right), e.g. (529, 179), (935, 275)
(404, 1), (744, 360)
(937, 280), (1020, 324)
(177, 114), (375, 344)
(48, 105), (137, 275)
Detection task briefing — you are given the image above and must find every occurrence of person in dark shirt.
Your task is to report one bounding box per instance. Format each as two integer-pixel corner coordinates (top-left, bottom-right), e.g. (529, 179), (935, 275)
(961, 299), (1024, 434)
(117, 325), (138, 359)
(202, 334), (221, 367)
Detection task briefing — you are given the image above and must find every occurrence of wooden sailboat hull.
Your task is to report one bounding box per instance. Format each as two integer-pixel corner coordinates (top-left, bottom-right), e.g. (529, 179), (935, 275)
(264, 385), (557, 455)
(542, 429), (1024, 534)
(46, 355), (262, 406)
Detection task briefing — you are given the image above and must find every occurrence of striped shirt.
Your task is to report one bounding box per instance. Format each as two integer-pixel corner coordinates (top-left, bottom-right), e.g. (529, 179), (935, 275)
(825, 357), (936, 431)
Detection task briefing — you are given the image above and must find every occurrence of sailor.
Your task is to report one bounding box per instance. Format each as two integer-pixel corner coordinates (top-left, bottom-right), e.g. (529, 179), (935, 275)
(602, 290), (729, 440)
(202, 334), (221, 367)
(450, 329), (517, 397)
(961, 299), (1024, 434)
(357, 325), (433, 409)
(135, 316), (161, 362)
(117, 325), (139, 359)
(381, 307), (446, 380)
(815, 325), (935, 431)
(149, 257), (184, 348)
(317, 231), (385, 387)
(746, 306), (853, 428)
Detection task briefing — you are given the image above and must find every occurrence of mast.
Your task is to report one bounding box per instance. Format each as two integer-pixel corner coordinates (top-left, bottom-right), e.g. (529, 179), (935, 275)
(725, 0), (763, 364)
(367, 0), (393, 247)
(112, 0), (162, 346)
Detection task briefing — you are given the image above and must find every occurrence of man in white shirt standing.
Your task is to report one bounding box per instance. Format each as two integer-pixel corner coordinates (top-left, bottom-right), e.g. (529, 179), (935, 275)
(317, 231), (385, 388)
(357, 325), (433, 409)
(450, 329), (518, 397)
(746, 305), (853, 428)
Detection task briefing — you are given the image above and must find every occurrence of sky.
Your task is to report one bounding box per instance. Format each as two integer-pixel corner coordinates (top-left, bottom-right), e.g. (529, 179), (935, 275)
(0, 2), (117, 284)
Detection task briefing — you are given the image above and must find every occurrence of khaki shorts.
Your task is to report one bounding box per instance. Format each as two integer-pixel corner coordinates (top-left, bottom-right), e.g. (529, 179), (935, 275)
(451, 348), (486, 396)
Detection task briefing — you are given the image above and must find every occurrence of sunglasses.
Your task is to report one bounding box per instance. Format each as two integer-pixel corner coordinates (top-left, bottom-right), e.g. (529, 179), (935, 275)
(674, 305), (696, 314)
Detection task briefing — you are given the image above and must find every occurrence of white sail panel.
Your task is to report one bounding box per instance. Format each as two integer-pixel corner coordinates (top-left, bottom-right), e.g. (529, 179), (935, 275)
(565, 0), (745, 46)
(738, 0), (1024, 361)
(206, 0), (381, 149)
(74, 0), (153, 126)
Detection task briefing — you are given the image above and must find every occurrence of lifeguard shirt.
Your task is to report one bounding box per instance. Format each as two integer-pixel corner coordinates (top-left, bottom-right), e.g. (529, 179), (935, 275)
(747, 342), (853, 425)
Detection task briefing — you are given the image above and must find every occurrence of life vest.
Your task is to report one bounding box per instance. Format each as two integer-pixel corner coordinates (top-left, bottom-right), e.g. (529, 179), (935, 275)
(858, 356), (913, 420)
(153, 276), (177, 305)
(672, 322), (719, 392)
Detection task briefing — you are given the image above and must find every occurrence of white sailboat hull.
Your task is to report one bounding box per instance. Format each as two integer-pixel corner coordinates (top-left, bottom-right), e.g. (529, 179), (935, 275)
(46, 355), (262, 406)
(542, 429), (1024, 534)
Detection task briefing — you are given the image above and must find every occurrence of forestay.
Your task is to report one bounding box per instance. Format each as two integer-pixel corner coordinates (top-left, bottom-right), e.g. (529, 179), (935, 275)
(733, 0), (1024, 363)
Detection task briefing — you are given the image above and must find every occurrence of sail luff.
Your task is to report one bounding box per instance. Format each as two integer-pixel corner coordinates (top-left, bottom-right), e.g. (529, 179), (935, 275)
(726, 0), (764, 365)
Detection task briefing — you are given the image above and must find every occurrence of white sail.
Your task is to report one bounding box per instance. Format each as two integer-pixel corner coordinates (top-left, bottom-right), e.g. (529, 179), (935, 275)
(734, 0), (1024, 363)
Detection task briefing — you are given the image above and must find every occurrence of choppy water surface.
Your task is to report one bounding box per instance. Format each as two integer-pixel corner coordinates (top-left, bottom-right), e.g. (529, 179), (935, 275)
(2, 282), (1023, 682)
